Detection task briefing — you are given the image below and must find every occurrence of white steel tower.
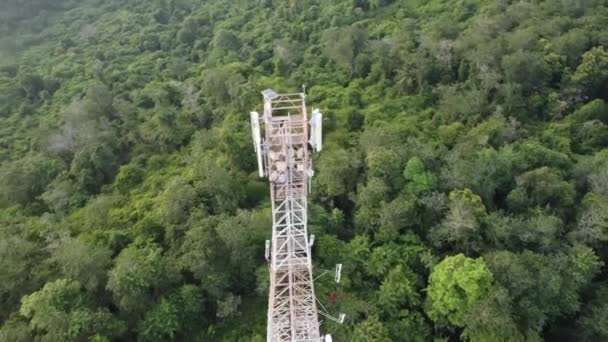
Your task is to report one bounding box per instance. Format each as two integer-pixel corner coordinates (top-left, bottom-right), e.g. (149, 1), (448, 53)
(250, 89), (323, 342)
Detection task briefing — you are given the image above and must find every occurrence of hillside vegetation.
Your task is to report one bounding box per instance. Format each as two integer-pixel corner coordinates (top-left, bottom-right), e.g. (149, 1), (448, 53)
(1, 0), (608, 341)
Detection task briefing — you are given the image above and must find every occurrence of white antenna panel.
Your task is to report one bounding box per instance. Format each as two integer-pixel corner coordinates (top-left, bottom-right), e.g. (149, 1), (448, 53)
(310, 109), (322, 152)
(250, 111), (264, 177)
(338, 313), (346, 323)
(335, 263), (342, 283)
(309, 234), (315, 248)
(250, 112), (260, 148)
(265, 240), (270, 261)
(325, 335), (333, 342)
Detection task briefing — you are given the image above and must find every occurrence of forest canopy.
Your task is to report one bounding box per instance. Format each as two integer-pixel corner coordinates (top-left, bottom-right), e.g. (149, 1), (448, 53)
(1, 0), (608, 341)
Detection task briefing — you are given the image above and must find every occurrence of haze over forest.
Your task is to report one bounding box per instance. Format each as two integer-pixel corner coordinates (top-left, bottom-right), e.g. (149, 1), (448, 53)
(1, 0), (608, 341)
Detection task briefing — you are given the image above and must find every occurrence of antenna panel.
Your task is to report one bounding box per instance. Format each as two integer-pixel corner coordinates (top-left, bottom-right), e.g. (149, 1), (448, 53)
(335, 263), (342, 283)
(250, 112), (260, 148)
(310, 109), (323, 152)
(250, 111), (264, 177)
(265, 240), (270, 261)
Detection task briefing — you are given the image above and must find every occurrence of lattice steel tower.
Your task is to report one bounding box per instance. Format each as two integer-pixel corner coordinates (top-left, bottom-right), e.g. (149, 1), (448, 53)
(250, 89), (324, 342)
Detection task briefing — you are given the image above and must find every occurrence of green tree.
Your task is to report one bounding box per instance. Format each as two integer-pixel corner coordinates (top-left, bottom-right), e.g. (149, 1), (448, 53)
(193, 158), (243, 214)
(20, 279), (123, 341)
(403, 157), (437, 194)
(177, 16), (199, 45)
(483, 210), (563, 252)
(47, 96), (118, 160)
(212, 29), (241, 52)
(70, 143), (119, 194)
(432, 189), (486, 252)
(553, 28), (589, 67)
(50, 238), (112, 291)
(569, 193), (608, 246)
(572, 47), (608, 97)
(576, 284), (608, 341)
(485, 245), (602, 336)
(18, 72), (44, 101)
(0, 232), (44, 321)
(180, 215), (229, 297)
(200, 67), (246, 106)
(378, 265), (420, 315)
(572, 119), (608, 153)
(169, 285), (205, 335)
(114, 164), (144, 194)
(426, 254), (493, 327)
(158, 177), (197, 225)
(507, 167), (575, 211)
(0, 154), (62, 208)
(215, 210), (270, 290)
(439, 84), (487, 122)
(0, 316), (31, 342)
(385, 310), (432, 342)
(443, 145), (518, 206)
(322, 26), (368, 73)
(461, 286), (524, 342)
(351, 315), (391, 342)
(273, 39), (300, 74)
(315, 147), (362, 199)
(569, 99), (608, 123)
(139, 298), (179, 341)
(40, 177), (86, 213)
(366, 148), (404, 187)
(138, 106), (194, 152)
(107, 242), (176, 313)
(376, 195), (415, 242)
(502, 50), (548, 92)
(354, 177), (389, 233)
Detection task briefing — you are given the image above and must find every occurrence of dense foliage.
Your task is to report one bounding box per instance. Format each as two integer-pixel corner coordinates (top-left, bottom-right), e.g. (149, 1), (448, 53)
(1, 0), (608, 340)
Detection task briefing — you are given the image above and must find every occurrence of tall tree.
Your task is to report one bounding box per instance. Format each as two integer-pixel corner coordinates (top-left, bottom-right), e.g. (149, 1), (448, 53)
(426, 254), (493, 327)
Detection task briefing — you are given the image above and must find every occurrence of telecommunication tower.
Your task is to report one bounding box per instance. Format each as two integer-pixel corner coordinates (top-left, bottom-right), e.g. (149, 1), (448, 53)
(250, 89), (335, 341)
